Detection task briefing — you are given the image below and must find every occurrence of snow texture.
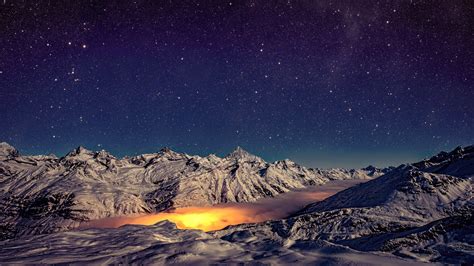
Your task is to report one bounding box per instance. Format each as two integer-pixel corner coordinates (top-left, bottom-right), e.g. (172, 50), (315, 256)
(0, 143), (383, 240)
(0, 143), (472, 264)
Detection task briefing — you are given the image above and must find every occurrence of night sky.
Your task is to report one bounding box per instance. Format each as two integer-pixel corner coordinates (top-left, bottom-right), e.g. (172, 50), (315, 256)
(1, 1), (473, 168)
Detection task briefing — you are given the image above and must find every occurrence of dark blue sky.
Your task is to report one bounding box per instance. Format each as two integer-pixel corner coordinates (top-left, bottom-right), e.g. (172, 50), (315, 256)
(0, 1), (473, 168)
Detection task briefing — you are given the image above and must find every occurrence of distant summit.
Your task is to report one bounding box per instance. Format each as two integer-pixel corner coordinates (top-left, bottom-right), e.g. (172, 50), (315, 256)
(66, 146), (93, 157)
(225, 146), (262, 162)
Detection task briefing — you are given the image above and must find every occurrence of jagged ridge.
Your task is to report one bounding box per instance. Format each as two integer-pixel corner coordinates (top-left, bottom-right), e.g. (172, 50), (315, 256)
(212, 145), (473, 264)
(0, 144), (472, 264)
(0, 143), (383, 240)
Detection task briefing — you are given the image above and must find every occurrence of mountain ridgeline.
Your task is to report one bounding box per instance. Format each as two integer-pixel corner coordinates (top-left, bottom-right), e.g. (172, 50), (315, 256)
(214, 145), (473, 264)
(0, 142), (385, 240)
(0, 143), (472, 264)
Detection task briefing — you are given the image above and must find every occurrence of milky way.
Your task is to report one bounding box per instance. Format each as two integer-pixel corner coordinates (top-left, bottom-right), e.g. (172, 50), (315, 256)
(0, 1), (472, 167)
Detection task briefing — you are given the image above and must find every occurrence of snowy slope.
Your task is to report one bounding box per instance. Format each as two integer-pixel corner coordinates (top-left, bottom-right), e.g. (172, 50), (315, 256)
(299, 166), (471, 219)
(297, 145), (474, 218)
(211, 145), (473, 264)
(0, 143), (382, 240)
(339, 204), (474, 263)
(0, 220), (420, 265)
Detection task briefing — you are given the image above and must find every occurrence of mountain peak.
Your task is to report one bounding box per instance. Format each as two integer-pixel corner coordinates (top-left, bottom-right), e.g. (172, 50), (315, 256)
(226, 146), (261, 161)
(159, 147), (173, 153)
(66, 146), (94, 157)
(158, 147), (186, 159)
(234, 146), (246, 152)
(76, 146), (92, 154)
(362, 165), (376, 171)
(95, 149), (115, 159)
(0, 142), (19, 157)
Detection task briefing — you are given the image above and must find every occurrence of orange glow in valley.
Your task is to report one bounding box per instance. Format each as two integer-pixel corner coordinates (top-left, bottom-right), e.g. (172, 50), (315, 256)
(126, 206), (263, 232)
(84, 180), (366, 232)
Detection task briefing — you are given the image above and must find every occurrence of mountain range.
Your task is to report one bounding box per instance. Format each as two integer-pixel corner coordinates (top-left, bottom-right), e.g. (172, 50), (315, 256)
(0, 142), (387, 240)
(0, 143), (472, 264)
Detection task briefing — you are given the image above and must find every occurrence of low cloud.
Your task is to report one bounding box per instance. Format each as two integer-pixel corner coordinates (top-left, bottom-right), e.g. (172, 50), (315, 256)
(82, 179), (365, 231)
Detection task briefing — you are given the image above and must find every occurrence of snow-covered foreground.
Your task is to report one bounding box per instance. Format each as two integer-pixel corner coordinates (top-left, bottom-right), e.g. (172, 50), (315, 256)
(0, 221), (422, 265)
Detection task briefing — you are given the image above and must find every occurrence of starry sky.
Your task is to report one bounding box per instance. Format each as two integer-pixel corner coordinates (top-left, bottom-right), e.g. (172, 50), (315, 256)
(0, 1), (473, 168)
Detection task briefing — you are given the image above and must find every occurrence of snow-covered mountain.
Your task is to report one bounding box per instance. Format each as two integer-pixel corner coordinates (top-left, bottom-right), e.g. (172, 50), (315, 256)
(212, 145), (473, 263)
(298, 166), (470, 219)
(413, 145), (474, 178)
(0, 142), (383, 240)
(0, 144), (472, 264)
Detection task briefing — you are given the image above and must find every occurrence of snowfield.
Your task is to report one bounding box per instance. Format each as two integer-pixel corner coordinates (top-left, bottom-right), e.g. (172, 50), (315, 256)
(0, 221), (422, 265)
